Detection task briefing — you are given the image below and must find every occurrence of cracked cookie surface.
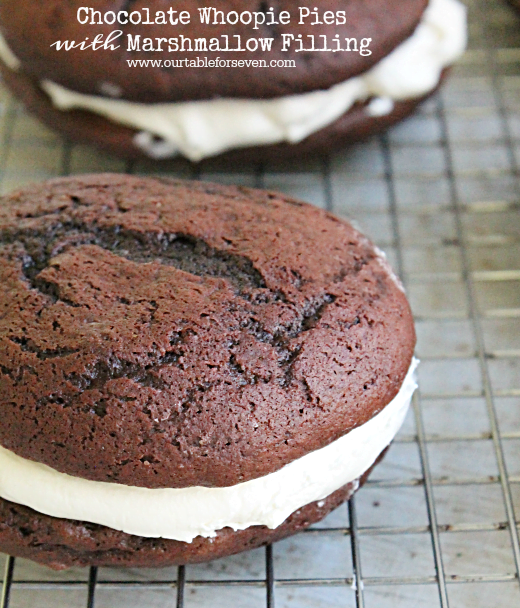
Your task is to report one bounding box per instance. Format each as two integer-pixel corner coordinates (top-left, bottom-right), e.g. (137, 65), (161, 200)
(0, 174), (415, 488)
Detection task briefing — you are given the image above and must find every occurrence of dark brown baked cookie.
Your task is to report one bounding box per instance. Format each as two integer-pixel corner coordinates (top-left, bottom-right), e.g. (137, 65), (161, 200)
(0, 0), (428, 102)
(0, 448), (387, 570)
(0, 473), (355, 570)
(0, 174), (415, 489)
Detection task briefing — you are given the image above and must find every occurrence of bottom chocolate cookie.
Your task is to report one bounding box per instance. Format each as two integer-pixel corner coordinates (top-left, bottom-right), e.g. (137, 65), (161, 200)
(0, 450), (387, 570)
(0, 482), (355, 570)
(0, 62), (445, 165)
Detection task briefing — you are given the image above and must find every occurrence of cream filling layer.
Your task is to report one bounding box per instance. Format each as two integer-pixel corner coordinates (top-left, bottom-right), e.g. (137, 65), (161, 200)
(0, 359), (418, 543)
(0, 0), (466, 161)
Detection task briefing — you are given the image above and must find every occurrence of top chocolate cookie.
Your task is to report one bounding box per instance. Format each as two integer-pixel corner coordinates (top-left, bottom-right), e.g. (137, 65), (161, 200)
(0, 175), (415, 489)
(0, 0), (428, 102)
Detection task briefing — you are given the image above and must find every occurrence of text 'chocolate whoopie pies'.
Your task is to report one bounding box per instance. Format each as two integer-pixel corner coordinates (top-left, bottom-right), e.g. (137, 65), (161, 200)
(0, 0), (466, 161)
(0, 174), (416, 569)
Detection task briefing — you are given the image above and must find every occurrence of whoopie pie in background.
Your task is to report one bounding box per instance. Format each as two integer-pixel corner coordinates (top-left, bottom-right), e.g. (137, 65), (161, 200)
(0, 0), (466, 162)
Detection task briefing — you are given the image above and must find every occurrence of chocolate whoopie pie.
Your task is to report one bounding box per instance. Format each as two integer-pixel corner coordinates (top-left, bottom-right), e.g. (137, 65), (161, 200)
(0, 0), (466, 162)
(0, 174), (416, 569)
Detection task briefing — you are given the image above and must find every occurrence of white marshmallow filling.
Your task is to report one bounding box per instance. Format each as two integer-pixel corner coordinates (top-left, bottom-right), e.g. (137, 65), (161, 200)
(0, 0), (466, 161)
(0, 359), (418, 543)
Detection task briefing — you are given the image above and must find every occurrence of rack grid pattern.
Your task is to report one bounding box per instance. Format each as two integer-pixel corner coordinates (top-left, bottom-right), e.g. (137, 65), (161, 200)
(0, 0), (519, 606)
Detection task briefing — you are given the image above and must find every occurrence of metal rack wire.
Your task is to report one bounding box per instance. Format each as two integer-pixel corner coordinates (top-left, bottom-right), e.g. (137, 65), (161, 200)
(0, 0), (518, 606)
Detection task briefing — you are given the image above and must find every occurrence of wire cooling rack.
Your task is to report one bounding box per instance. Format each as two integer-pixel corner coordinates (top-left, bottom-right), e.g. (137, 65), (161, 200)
(0, 0), (519, 606)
